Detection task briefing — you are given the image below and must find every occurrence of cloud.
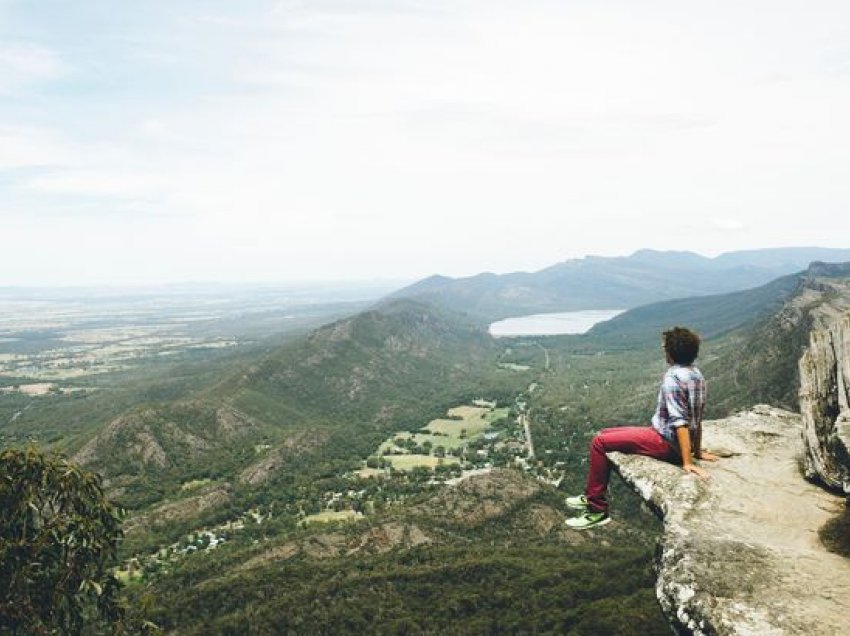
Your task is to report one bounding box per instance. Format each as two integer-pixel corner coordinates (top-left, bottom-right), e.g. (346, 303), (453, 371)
(0, 43), (65, 91)
(709, 217), (747, 232)
(1, 1), (850, 285)
(22, 171), (166, 198)
(0, 126), (72, 169)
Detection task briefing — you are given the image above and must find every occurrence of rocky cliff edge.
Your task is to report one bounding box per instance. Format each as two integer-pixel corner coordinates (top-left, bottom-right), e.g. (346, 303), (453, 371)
(798, 277), (850, 493)
(609, 406), (850, 635)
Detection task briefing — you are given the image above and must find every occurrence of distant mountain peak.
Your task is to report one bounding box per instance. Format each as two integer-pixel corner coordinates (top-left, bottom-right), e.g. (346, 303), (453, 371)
(805, 260), (850, 279)
(419, 274), (452, 284)
(628, 248), (706, 262)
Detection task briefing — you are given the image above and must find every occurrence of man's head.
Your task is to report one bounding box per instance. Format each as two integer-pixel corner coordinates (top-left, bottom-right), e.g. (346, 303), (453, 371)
(662, 326), (701, 365)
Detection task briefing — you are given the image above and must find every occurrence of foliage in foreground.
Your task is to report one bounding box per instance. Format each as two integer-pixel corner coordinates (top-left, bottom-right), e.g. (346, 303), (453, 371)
(0, 447), (126, 634)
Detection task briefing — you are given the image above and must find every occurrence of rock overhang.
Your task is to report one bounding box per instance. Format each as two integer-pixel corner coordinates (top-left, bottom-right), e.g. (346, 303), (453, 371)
(608, 406), (850, 635)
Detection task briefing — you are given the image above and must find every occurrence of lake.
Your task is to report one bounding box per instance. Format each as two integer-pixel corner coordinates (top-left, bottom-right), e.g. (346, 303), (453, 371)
(489, 309), (625, 337)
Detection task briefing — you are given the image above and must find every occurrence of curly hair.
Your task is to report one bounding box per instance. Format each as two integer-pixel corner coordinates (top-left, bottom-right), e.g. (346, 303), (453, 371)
(662, 326), (701, 365)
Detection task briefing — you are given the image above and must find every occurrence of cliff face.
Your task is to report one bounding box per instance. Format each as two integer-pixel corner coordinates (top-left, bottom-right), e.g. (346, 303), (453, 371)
(798, 279), (850, 493)
(610, 407), (850, 635)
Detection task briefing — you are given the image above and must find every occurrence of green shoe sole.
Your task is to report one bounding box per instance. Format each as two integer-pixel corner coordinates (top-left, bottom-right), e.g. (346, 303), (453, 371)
(565, 512), (611, 530)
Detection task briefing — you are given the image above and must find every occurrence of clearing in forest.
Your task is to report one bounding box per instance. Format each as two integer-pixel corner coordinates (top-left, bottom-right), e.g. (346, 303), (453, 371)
(371, 404), (511, 472)
(304, 510), (364, 525)
(382, 454), (460, 471)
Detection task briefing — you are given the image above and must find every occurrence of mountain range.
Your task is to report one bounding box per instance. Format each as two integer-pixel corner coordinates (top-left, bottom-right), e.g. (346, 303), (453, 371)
(391, 247), (850, 321)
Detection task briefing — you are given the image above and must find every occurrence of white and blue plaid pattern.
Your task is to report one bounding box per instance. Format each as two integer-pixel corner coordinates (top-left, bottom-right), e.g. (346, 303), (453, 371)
(651, 364), (706, 450)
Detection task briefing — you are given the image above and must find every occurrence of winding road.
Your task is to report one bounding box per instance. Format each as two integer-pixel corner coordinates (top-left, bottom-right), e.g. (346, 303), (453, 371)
(521, 413), (535, 458)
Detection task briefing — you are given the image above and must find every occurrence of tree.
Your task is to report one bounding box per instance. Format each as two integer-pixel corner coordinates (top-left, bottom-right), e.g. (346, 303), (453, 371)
(0, 446), (126, 634)
(365, 456), (381, 469)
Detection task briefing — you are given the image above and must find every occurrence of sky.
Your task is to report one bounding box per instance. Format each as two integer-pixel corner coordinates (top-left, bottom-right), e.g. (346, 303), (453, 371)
(1, 0), (849, 286)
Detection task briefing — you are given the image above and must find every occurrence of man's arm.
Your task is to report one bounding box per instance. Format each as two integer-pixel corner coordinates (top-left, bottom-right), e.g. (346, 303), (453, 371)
(667, 375), (717, 466)
(676, 426), (710, 480)
(692, 422), (719, 460)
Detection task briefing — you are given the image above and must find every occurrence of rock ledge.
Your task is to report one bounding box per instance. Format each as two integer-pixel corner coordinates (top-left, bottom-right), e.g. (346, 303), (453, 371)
(609, 406), (850, 635)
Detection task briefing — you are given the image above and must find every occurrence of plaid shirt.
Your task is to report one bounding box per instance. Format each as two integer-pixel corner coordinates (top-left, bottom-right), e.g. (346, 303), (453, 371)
(651, 364), (706, 451)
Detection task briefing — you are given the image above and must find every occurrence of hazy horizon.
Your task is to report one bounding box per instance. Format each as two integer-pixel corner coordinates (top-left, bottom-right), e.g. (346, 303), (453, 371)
(1, 244), (848, 292)
(2, 1), (849, 286)
(0, 277), (412, 293)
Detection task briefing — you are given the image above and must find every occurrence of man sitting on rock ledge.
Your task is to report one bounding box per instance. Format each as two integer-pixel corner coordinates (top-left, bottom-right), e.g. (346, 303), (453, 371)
(566, 326), (719, 530)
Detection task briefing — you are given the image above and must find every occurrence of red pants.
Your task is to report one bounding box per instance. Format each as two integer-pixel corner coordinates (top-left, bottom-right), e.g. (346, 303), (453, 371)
(585, 426), (675, 512)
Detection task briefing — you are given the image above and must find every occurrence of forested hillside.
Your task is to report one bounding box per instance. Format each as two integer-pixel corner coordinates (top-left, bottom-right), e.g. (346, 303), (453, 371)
(72, 299), (523, 551)
(134, 470), (669, 634)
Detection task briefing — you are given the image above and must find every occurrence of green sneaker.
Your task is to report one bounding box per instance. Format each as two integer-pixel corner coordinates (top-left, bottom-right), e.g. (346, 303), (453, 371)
(565, 494), (590, 510)
(565, 511), (611, 530)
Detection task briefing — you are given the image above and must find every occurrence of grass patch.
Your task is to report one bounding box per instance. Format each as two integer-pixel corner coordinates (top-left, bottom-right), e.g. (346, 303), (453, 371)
(498, 362), (531, 371)
(384, 455), (460, 471)
(376, 404), (511, 458)
(181, 478), (213, 492)
(484, 407), (510, 423)
(303, 510), (364, 525)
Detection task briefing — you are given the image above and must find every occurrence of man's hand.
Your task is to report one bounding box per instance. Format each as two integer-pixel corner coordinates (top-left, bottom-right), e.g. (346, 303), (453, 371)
(683, 463), (711, 480)
(697, 450), (720, 462)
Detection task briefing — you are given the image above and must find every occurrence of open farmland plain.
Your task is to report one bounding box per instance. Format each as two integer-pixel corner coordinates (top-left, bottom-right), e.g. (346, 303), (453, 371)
(0, 283), (391, 382)
(0, 283), (390, 448)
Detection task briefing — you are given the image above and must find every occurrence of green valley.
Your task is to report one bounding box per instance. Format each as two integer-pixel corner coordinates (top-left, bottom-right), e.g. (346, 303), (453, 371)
(6, 258), (850, 634)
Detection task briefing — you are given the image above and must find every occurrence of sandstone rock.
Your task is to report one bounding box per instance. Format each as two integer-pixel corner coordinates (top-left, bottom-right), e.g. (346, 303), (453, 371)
(238, 521), (431, 570)
(124, 485), (232, 535)
(609, 407), (850, 635)
(238, 429), (329, 485)
(346, 521), (431, 555)
(799, 295), (850, 493)
(215, 405), (257, 434)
